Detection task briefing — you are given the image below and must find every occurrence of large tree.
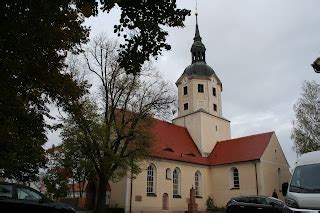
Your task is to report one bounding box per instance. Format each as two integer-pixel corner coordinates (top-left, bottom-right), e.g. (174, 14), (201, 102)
(0, 1), (88, 181)
(0, 0), (189, 181)
(62, 36), (175, 213)
(292, 81), (320, 155)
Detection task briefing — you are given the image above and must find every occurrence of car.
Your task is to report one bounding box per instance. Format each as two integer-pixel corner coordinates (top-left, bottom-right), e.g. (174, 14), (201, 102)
(0, 182), (75, 213)
(226, 195), (285, 213)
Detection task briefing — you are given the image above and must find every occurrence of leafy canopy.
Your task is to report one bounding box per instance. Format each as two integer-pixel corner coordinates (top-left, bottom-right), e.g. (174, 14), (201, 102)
(77, 0), (190, 74)
(0, 1), (88, 181)
(292, 81), (320, 155)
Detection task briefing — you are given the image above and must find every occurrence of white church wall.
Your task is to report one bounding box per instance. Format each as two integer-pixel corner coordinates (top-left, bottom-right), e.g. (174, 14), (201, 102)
(128, 158), (211, 213)
(210, 162), (258, 207)
(260, 133), (291, 201)
(200, 112), (231, 155)
(109, 176), (129, 209)
(173, 111), (231, 156)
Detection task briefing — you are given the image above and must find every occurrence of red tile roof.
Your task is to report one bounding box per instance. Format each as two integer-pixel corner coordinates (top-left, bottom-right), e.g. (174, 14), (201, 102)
(149, 118), (273, 166)
(208, 132), (274, 165)
(149, 120), (209, 165)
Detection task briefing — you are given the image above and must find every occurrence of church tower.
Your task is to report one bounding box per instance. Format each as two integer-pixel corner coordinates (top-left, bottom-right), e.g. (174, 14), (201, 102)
(173, 14), (231, 156)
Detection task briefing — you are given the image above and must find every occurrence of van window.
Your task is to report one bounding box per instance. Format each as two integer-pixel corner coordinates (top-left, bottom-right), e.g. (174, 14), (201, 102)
(290, 163), (320, 193)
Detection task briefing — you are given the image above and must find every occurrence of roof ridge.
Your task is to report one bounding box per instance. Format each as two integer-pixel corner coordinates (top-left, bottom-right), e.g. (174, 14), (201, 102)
(218, 131), (274, 143)
(152, 117), (191, 131)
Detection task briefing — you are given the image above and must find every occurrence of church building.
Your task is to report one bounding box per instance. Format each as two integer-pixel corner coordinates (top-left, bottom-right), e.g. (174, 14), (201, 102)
(109, 15), (291, 212)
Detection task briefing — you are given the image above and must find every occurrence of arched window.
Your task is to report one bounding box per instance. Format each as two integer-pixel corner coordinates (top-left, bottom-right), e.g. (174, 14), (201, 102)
(231, 167), (240, 189)
(147, 164), (156, 195)
(166, 168), (172, 180)
(173, 168), (181, 198)
(195, 171), (202, 197)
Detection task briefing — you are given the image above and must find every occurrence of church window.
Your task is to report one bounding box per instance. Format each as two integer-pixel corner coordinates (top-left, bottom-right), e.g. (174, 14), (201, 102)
(166, 168), (172, 180)
(184, 103), (188, 110)
(213, 104), (217, 111)
(212, 87), (216, 96)
(231, 167), (240, 189)
(195, 171), (202, 197)
(173, 168), (181, 198)
(198, 84), (204, 93)
(183, 86), (188, 95)
(147, 164), (156, 196)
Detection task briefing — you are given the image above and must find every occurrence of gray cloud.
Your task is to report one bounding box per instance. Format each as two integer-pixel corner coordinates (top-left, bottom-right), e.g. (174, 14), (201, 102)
(46, 0), (320, 167)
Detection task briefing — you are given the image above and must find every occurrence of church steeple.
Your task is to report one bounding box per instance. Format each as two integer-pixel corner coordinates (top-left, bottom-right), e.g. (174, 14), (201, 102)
(194, 14), (201, 42)
(191, 13), (206, 63)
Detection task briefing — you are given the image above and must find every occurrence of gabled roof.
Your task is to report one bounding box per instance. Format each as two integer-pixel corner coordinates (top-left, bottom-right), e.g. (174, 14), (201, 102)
(149, 120), (209, 165)
(208, 132), (274, 165)
(148, 118), (274, 166)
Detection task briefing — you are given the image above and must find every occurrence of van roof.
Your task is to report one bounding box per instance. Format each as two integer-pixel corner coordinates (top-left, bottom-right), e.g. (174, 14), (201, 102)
(296, 151), (320, 166)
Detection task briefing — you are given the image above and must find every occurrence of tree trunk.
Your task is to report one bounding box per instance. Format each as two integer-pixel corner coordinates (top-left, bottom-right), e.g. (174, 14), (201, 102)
(95, 174), (107, 213)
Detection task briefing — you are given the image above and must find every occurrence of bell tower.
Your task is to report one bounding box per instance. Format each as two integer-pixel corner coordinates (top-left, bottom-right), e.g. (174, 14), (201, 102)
(173, 13), (231, 156)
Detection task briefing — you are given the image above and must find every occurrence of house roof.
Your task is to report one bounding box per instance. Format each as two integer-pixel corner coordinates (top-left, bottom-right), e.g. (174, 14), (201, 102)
(149, 120), (209, 165)
(149, 118), (274, 166)
(208, 132), (274, 165)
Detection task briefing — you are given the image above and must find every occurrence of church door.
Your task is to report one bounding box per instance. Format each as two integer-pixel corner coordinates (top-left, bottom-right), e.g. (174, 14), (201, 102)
(162, 193), (169, 210)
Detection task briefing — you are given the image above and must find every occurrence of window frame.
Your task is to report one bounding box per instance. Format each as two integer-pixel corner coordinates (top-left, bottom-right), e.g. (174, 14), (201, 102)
(146, 163), (157, 196)
(16, 186), (43, 201)
(183, 103), (188, 111)
(213, 104), (217, 111)
(183, 86), (188, 95)
(212, 87), (216, 96)
(166, 168), (172, 180)
(173, 168), (181, 198)
(0, 184), (14, 199)
(195, 171), (202, 198)
(198, 84), (204, 93)
(230, 167), (240, 189)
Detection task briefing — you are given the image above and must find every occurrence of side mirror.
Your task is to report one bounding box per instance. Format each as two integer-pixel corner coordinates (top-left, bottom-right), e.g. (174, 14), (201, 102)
(282, 182), (288, 196)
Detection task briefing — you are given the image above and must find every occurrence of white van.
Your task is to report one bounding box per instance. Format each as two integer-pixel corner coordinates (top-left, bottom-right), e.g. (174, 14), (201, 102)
(282, 150), (320, 212)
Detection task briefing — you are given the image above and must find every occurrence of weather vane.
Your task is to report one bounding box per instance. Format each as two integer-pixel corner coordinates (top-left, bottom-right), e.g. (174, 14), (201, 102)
(195, 0), (198, 16)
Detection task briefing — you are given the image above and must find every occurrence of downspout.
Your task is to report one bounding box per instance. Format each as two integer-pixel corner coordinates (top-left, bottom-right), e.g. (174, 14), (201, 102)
(254, 161), (259, 195)
(129, 160), (133, 213)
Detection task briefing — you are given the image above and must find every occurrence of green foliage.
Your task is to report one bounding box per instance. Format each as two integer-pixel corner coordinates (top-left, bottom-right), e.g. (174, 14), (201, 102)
(0, 1), (89, 181)
(75, 0), (190, 74)
(0, 0), (188, 183)
(292, 81), (320, 155)
(43, 148), (69, 199)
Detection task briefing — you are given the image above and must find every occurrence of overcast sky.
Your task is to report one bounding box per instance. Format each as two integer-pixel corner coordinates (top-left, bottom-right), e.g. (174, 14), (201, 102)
(47, 0), (320, 168)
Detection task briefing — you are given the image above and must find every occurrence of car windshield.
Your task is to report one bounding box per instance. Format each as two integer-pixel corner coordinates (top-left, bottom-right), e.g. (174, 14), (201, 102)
(290, 163), (320, 193)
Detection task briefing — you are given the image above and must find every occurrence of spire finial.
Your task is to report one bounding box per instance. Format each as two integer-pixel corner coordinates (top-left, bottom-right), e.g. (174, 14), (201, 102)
(194, 0), (201, 42)
(195, 0), (198, 17)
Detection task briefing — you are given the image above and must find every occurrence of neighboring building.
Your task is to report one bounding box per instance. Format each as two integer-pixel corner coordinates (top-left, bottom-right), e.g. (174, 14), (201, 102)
(108, 14), (291, 213)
